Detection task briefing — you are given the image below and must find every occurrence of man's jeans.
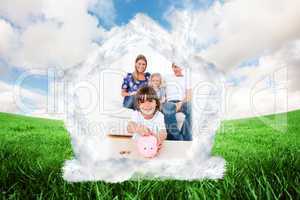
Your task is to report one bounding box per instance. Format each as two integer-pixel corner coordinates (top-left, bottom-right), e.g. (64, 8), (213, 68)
(123, 95), (136, 110)
(162, 100), (192, 141)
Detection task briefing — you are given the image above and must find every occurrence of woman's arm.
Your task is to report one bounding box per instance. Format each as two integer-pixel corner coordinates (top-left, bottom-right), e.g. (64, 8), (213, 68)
(121, 89), (130, 97)
(121, 73), (131, 97)
(121, 89), (137, 97)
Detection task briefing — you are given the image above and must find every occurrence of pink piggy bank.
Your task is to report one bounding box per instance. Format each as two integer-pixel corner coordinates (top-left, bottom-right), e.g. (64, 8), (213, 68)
(137, 135), (158, 158)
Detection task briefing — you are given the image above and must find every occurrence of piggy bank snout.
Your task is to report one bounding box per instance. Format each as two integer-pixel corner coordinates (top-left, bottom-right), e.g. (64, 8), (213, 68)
(137, 135), (158, 158)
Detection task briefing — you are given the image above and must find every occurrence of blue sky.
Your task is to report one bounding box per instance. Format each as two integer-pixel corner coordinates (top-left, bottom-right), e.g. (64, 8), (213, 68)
(112, 0), (216, 28)
(0, 58), (48, 94)
(91, 0), (217, 29)
(113, 0), (172, 28)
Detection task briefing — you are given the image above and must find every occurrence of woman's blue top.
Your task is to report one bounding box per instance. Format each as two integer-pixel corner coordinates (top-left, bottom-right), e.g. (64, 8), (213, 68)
(121, 72), (151, 93)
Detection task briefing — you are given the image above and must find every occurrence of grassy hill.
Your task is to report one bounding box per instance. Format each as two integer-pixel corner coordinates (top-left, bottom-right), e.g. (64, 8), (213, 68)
(0, 111), (299, 199)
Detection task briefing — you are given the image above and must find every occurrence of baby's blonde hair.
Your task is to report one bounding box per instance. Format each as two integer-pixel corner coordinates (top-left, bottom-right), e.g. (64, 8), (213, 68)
(149, 73), (163, 88)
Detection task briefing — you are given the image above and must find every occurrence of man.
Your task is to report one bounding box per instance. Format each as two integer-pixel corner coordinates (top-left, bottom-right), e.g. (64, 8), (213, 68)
(162, 62), (192, 141)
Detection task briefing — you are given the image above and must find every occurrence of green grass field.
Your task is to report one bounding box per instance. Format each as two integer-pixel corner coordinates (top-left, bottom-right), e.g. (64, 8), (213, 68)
(0, 110), (299, 199)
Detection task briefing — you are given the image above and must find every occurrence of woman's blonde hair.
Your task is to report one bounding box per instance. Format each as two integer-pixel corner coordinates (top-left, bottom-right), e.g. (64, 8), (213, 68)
(133, 54), (147, 81)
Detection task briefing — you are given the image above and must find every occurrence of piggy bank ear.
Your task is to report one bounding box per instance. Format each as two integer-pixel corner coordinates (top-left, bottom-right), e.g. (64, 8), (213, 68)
(150, 135), (158, 145)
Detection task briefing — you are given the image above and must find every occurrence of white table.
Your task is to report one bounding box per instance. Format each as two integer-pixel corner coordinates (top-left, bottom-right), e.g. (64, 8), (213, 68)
(107, 135), (192, 160)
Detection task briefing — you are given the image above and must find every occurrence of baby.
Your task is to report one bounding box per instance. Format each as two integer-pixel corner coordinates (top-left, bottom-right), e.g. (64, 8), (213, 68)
(149, 73), (166, 108)
(127, 86), (167, 156)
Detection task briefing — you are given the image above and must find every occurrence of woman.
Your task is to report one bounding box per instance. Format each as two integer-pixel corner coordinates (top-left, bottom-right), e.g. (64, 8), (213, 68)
(121, 54), (151, 110)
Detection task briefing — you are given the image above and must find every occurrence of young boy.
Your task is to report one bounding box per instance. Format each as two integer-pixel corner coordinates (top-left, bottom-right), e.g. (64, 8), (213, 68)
(127, 86), (167, 149)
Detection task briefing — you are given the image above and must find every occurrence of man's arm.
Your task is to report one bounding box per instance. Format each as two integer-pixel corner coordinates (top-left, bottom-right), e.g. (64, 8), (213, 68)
(183, 88), (192, 102)
(175, 88), (191, 112)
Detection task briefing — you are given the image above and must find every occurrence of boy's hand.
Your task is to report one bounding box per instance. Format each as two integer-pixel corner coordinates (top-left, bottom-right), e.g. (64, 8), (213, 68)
(156, 130), (166, 153)
(157, 141), (163, 150)
(137, 124), (151, 136)
(156, 135), (164, 149)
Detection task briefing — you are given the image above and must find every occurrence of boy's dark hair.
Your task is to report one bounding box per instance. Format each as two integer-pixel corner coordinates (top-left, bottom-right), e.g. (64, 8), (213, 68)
(135, 86), (160, 113)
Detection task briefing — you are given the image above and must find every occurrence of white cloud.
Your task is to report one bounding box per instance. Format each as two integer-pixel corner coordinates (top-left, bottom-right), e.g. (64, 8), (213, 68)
(89, 0), (116, 26)
(203, 0), (300, 70)
(53, 14), (225, 182)
(166, 0), (300, 71)
(0, 0), (44, 27)
(0, 80), (47, 115)
(0, 19), (19, 61)
(225, 40), (300, 119)
(0, 0), (114, 69)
